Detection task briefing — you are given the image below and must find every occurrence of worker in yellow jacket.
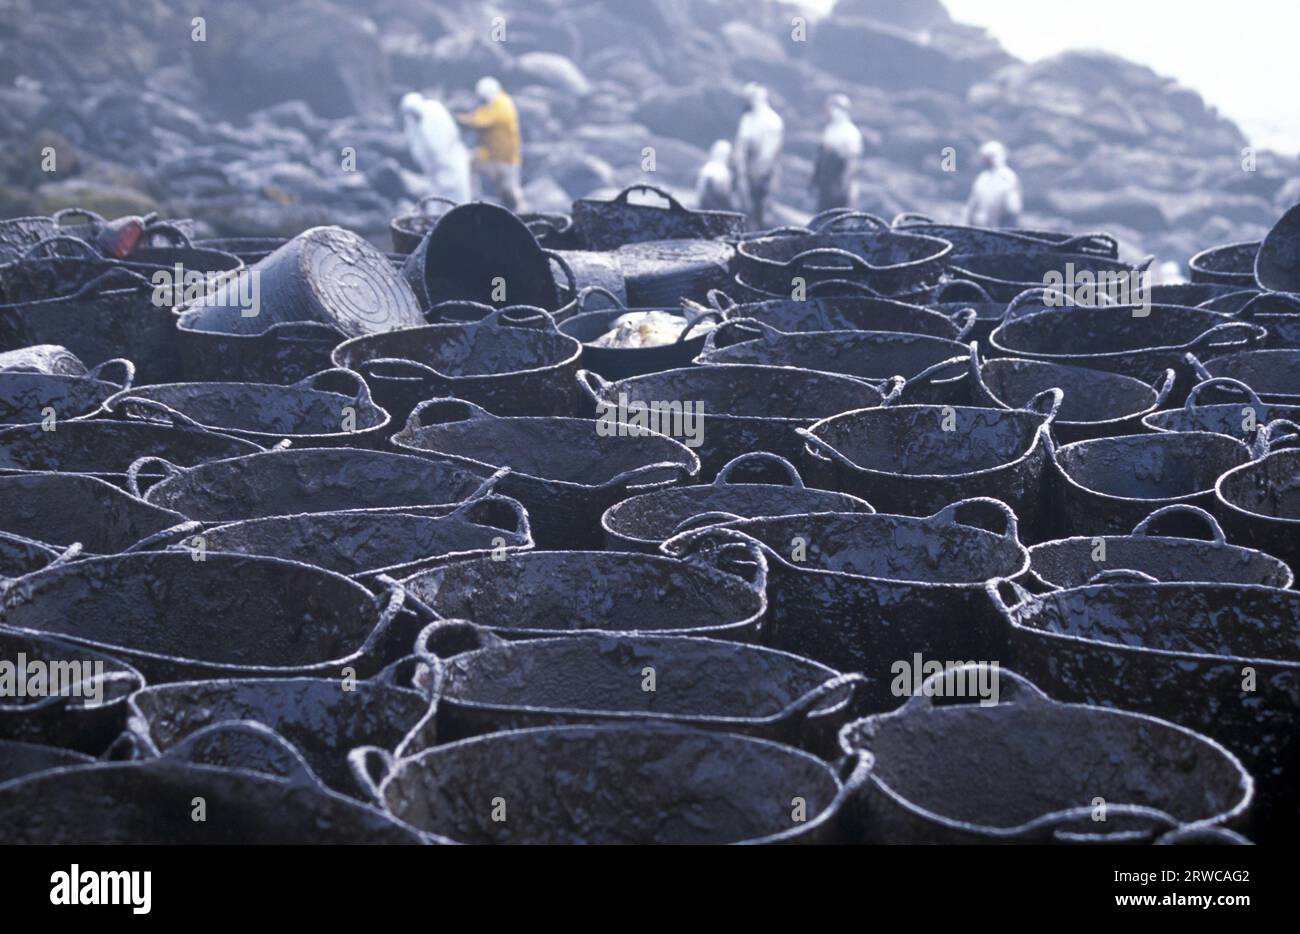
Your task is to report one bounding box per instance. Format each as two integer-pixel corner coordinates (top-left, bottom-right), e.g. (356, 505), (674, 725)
(457, 76), (524, 211)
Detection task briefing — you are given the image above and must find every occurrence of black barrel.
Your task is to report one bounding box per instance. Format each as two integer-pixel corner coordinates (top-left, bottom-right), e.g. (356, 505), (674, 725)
(1255, 202), (1300, 293)
(401, 202), (574, 312)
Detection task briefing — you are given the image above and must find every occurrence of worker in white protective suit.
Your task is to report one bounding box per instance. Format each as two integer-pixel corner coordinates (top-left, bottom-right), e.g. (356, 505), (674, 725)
(811, 93), (863, 213)
(400, 91), (471, 204)
(731, 83), (784, 229)
(964, 140), (1022, 228)
(695, 140), (734, 211)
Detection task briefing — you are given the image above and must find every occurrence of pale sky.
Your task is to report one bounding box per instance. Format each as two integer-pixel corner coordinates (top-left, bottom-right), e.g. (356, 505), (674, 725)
(805, 0), (1300, 154)
(944, 0), (1298, 154)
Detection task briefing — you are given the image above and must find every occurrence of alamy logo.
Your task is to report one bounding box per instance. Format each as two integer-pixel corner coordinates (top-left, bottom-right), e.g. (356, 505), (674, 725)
(1042, 263), (1151, 316)
(0, 654), (105, 706)
(594, 392), (705, 448)
(50, 865), (151, 914)
(152, 264), (261, 317)
(890, 655), (1001, 706)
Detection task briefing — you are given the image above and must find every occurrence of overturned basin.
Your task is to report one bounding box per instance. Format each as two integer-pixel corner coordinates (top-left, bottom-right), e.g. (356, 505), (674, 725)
(613, 238), (735, 307)
(402, 202), (571, 311)
(1255, 202), (1300, 293)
